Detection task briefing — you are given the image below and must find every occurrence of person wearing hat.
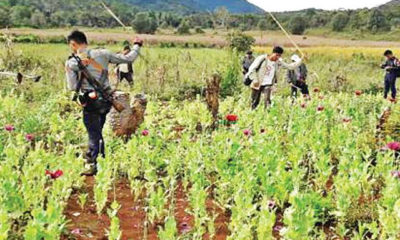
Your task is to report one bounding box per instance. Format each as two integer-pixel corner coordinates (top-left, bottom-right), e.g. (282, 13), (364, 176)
(287, 54), (309, 99)
(115, 45), (135, 87)
(242, 50), (255, 75)
(246, 46), (303, 109)
(381, 50), (400, 101)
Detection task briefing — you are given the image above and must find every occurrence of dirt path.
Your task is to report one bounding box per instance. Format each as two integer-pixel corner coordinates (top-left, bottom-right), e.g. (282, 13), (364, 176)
(62, 178), (229, 240)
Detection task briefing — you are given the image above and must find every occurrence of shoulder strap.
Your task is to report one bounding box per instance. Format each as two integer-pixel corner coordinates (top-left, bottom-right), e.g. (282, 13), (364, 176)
(256, 58), (266, 72)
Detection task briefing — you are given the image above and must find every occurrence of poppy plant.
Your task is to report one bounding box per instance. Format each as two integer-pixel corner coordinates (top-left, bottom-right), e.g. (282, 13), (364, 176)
(391, 171), (400, 179)
(25, 134), (35, 142)
(226, 114), (238, 123)
(386, 142), (400, 151)
(300, 103), (307, 108)
(355, 90), (363, 96)
(243, 129), (252, 136)
(313, 88), (320, 93)
(342, 118), (352, 123)
(142, 130), (149, 136)
(4, 124), (15, 132)
(318, 95), (324, 100)
(260, 129), (266, 134)
(45, 169), (63, 179)
(317, 106), (324, 112)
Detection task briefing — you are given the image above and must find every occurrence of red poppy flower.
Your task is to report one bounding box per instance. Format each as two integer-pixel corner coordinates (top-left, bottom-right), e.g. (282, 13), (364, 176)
(355, 90), (363, 96)
(25, 134), (35, 142)
(313, 88), (320, 93)
(317, 105), (324, 112)
(390, 98), (397, 103)
(142, 130), (149, 136)
(4, 124), (15, 132)
(260, 129), (266, 134)
(46, 169), (63, 179)
(386, 142), (400, 151)
(300, 103), (307, 108)
(226, 114), (238, 122)
(342, 118), (352, 123)
(243, 129), (252, 136)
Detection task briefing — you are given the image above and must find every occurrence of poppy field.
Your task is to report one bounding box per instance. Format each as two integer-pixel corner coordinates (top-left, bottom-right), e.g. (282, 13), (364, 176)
(1, 43), (400, 240)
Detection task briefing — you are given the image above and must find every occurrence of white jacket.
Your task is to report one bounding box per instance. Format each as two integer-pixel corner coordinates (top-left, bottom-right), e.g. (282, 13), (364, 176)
(246, 54), (302, 90)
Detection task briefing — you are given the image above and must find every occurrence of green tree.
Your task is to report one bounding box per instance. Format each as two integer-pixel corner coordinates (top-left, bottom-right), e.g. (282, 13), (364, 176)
(31, 10), (46, 28)
(0, 7), (10, 28)
(367, 9), (390, 32)
(10, 5), (31, 26)
(177, 20), (190, 35)
(331, 12), (349, 32)
(226, 32), (255, 52)
(132, 12), (158, 34)
(257, 19), (268, 30)
(288, 15), (307, 35)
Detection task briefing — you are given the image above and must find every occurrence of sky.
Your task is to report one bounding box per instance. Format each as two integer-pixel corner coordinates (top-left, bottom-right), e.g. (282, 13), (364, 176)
(247, 0), (390, 12)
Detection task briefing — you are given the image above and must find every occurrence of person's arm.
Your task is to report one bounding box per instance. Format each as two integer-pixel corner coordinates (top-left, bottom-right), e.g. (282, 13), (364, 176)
(279, 58), (302, 70)
(107, 44), (141, 64)
(65, 59), (79, 91)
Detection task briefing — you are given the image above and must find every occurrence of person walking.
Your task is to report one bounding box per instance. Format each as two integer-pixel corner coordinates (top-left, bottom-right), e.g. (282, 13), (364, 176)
(381, 50), (399, 101)
(245, 46), (303, 109)
(287, 54), (310, 99)
(65, 30), (142, 176)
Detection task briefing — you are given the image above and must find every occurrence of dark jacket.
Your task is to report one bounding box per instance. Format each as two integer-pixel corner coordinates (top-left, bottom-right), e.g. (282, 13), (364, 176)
(287, 63), (308, 84)
(381, 57), (400, 76)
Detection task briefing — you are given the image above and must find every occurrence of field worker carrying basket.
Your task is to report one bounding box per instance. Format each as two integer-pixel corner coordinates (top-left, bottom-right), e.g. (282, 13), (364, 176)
(65, 30), (143, 176)
(244, 46), (303, 109)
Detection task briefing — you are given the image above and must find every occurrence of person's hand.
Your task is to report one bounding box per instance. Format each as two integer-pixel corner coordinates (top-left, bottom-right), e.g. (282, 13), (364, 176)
(134, 37), (143, 47)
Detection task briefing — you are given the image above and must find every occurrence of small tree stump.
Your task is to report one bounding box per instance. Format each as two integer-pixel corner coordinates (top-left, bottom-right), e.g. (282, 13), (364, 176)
(205, 73), (221, 129)
(109, 92), (147, 139)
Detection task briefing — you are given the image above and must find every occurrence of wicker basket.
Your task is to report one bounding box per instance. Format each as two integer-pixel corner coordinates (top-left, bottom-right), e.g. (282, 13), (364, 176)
(109, 91), (147, 138)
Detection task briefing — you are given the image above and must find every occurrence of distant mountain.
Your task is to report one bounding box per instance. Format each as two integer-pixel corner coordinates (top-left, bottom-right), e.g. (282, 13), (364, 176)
(379, 0), (400, 8)
(121, 0), (264, 13)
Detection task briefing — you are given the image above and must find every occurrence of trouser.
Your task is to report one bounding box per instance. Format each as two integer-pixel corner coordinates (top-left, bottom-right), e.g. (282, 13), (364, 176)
(291, 80), (310, 98)
(384, 74), (397, 99)
(83, 109), (108, 164)
(251, 85), (272, 109)
(119, 72), (134, 86)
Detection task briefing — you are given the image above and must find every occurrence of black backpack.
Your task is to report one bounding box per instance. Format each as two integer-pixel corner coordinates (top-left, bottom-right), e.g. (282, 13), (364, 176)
(243, 58), (265, 86)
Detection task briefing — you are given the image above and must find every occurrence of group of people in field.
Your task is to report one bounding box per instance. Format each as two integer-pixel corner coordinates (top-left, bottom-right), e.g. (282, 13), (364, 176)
(64, 29), (398, 176)
(242, 47), (399, 110)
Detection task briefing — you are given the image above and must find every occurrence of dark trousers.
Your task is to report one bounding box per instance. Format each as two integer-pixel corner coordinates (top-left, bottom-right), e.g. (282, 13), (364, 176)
(384, 74), (397, 99)
(251, 85), (272, 110)
(291, 80), (310, 98)
(83, 110), (108, 164)
(119, 72), (133, 85)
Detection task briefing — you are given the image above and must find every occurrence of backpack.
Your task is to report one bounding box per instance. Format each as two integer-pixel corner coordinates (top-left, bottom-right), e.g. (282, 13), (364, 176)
(243, 58), (266, 86)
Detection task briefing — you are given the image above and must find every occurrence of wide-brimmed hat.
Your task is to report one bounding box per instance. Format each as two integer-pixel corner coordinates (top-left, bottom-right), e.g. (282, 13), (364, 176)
(291, 54), (301, 62)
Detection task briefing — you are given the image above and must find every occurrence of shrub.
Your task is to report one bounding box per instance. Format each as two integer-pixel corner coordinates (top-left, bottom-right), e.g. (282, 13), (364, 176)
(226, 32), (255, 52)
(132, 12), (158, 34)
(331, 13), (349, 32)
(288, 16), (307, 35)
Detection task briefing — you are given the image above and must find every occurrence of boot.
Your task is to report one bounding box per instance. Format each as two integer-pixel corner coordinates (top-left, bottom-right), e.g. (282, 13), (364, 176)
(81, 163), (98, 177)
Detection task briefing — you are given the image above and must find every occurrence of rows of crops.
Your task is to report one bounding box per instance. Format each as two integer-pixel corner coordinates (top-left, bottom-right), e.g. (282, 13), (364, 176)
(1, 43), (400, 239)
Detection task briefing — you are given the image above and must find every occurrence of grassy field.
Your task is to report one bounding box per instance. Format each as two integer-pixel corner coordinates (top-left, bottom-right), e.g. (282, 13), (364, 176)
(1, 39), (400, 240)
(3, 28), (400, 48)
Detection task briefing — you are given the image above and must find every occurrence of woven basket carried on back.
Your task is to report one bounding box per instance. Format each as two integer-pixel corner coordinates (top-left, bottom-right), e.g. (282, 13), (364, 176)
(109, 91), (147, 138)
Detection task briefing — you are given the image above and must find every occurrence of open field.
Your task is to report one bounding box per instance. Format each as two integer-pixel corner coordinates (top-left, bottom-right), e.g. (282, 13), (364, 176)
(3, 28), (400, 48)
(1, 38), (400, 240)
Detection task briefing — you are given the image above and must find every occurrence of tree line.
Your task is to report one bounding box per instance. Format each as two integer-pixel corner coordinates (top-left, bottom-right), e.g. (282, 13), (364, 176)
(1, 0), (399, 35)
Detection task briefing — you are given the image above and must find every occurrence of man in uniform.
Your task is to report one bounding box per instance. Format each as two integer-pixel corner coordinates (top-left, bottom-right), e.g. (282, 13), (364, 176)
(65, 30), (143, 176)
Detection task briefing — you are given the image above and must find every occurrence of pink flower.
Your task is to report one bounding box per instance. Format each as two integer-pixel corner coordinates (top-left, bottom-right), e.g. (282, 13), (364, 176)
(4, 124), (15, 132)
(391, 171), (400, 179)
(355, 90), (363, 96)
(25, 134), (35, 142)
(226, 114), (238, 122)
(141, 130), (149, 136)
(71, 228), (81, 235)
(317, 105), (324, 112)
(267, 200), (276, 209)
(180, 222), (191, 234)
(243, 129), (252, 136)
(300, 103), (306, 108)
(273, 225), (283, 232)
(45, 169), (63, 179)
(386, 142), (400, 151)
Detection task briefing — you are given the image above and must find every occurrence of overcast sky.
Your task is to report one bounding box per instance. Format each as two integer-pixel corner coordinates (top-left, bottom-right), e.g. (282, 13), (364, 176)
(248, 0), (390, 12)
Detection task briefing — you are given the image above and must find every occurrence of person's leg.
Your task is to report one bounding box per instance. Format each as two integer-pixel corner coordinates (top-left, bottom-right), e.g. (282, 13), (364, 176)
(291, 85), (298, 98)
(83, 110), (103, 167)
(251, 88), (262, 110)
(391, 78), (397, 99)
(263, 86), (272, 108)
(384, 76), (390, 99)
(125, 73), (134, 87)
